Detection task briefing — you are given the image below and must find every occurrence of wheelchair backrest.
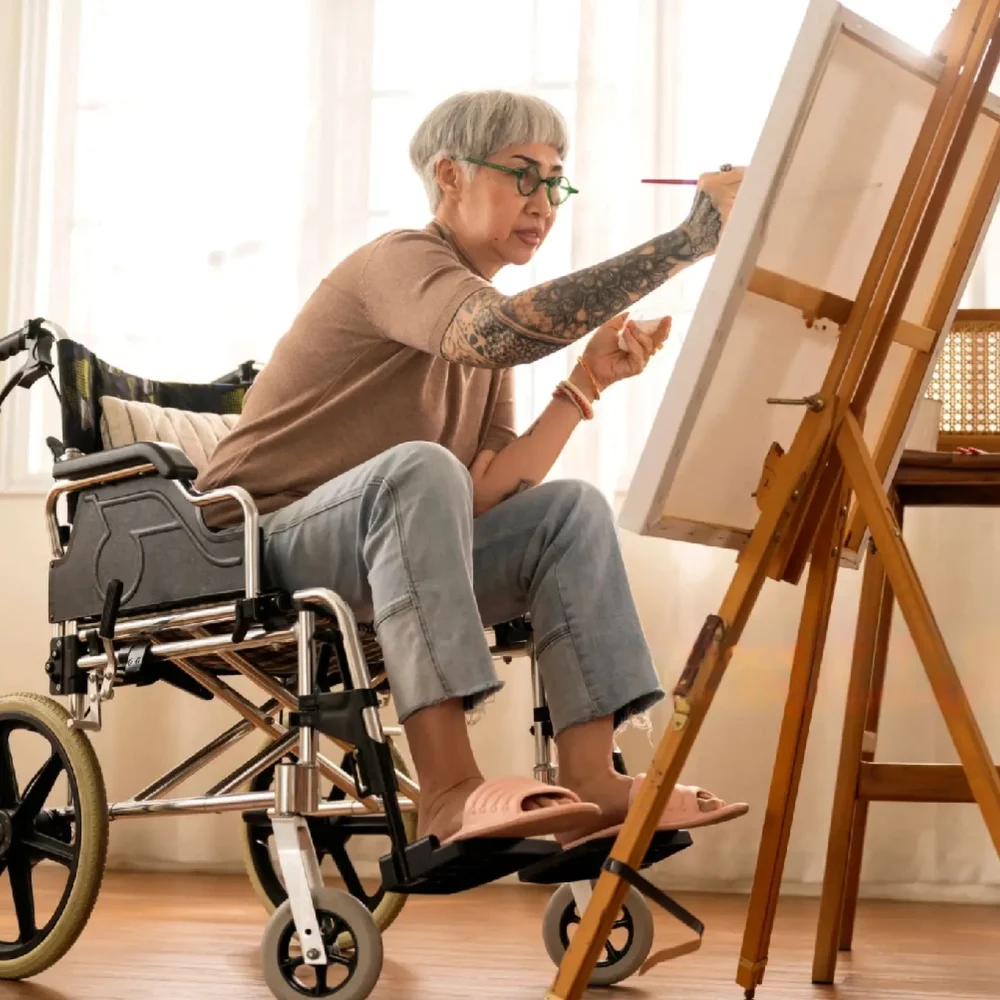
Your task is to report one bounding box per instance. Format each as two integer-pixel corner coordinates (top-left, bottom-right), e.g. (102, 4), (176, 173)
(55, 338), (258, 458)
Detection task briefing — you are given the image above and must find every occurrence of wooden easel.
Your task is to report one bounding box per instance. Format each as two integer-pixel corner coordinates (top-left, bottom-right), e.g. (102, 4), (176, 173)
(545, 2), (1000, 997)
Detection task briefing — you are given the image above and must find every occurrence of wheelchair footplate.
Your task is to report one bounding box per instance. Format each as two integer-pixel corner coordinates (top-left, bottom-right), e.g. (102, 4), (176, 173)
(516, 828), (692, 885)
(380, 835), (561, 895)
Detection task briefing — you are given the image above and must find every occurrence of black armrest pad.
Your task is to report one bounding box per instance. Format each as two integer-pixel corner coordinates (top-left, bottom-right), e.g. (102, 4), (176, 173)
(54, 442), (199, 481)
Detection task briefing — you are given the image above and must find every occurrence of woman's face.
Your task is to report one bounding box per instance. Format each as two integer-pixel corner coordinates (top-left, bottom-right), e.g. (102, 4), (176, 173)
(437, 142), (566, 276)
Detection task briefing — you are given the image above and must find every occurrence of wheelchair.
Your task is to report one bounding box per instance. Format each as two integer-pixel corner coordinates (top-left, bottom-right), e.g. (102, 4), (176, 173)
(0, 318), (701, 999)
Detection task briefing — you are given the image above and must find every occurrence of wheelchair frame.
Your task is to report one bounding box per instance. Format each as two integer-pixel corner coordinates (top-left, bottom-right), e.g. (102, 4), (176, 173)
(0, 317), (697, 999)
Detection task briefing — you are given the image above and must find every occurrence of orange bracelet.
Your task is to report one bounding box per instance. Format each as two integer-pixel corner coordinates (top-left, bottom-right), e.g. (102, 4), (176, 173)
(576, 356), (602, 400)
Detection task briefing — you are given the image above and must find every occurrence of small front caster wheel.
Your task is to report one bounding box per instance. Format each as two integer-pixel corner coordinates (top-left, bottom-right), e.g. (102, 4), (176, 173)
(261, 887), (383, 1000)
(541, 882), (654, 986)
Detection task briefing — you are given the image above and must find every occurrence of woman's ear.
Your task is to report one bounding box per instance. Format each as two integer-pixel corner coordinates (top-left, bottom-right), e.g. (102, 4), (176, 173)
(435, 156), (464, 200)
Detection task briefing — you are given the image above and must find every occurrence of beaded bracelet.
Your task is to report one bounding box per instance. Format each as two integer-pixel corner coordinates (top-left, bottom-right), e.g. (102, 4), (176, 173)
(554, 379), (594, 420)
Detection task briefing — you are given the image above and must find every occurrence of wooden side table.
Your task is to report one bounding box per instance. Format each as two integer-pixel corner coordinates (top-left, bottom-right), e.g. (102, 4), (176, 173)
(811, 448), (1000, 983)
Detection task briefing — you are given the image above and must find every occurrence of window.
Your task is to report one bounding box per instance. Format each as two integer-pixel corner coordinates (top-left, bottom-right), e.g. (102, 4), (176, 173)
(1, 0), (582, 490)
(4, 0), (985, 498)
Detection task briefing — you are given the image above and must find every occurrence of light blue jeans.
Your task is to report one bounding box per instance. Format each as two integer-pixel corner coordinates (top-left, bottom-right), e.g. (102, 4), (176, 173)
(259, 441), (663, 736)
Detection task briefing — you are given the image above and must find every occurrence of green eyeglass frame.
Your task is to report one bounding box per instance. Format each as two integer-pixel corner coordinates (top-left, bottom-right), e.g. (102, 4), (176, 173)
(460, 157), (579, 205)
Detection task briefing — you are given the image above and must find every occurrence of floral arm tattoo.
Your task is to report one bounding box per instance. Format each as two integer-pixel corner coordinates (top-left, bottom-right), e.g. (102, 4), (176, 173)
(441, 191), (722, 368)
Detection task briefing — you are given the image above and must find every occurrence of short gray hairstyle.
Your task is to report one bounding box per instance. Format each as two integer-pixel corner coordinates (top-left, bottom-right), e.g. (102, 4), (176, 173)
(409, 90), (570, 211)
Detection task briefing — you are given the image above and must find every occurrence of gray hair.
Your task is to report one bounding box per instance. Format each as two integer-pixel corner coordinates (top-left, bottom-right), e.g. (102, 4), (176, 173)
(409, 90), (570, 210)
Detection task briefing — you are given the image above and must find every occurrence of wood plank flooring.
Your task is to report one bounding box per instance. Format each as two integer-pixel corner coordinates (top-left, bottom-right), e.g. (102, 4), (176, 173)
(3, 870), (999, 999)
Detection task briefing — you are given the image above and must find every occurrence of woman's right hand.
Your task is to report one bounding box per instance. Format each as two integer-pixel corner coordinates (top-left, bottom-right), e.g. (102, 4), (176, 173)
(696, 166), (745, 230)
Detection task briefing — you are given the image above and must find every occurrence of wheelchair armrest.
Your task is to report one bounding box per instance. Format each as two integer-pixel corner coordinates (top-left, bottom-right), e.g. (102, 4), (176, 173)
(53, 441), (199, 482)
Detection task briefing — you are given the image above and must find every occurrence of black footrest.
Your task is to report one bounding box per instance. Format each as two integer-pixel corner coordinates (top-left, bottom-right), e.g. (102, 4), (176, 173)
(516, 829), (693, 885)
(380, 836), (561, 895)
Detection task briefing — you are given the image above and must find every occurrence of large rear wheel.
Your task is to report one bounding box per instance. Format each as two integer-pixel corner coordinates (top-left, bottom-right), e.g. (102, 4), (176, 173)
(0, 692), (109, 980)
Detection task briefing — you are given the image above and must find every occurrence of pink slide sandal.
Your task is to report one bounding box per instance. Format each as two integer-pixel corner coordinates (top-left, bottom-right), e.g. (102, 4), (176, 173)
(558, 774), (748, 850)
(441, 776), (601, 845)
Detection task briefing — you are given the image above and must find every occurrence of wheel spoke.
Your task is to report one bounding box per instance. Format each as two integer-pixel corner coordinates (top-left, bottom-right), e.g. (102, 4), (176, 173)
(9, 854), (37, 942)
(0, 729), (18, 809)
(16, 753), (64, 822)
(23, 831), (75, 866)
(327, 949), (354, 968)
(279, 955), (304, 973)
(314, 963), (328, 991)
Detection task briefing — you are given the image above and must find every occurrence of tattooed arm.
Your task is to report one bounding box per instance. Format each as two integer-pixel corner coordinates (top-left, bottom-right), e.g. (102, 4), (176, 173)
(442, 173), (740, 368)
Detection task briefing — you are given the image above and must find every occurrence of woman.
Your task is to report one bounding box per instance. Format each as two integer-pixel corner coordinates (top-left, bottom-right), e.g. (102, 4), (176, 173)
(196, 90), (747, 847)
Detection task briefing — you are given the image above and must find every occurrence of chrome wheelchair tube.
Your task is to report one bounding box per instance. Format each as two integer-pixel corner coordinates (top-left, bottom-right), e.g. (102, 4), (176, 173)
(530, 639), (557, 785)
(75, 624), (297, 671)
(207, 730), (299, 796)
(45, 464), (158, 558)
(169, 658), (289, 735)
(288, 608), (320, 815)
(82, 602), (238, 642)
(80, 789), (418, 820)
(292, 587), (384, 744)
(131, 699), (281, 802)
(174, 480), (260, 599)
(297, 609), (317, 768)
(214, 599), (418, 805)
(169, 652), (379, 809)
(110, 791), (275, 818)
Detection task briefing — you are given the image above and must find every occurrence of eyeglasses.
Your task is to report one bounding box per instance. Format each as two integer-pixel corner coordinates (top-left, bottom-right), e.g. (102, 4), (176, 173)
(460, 157), (579, 206)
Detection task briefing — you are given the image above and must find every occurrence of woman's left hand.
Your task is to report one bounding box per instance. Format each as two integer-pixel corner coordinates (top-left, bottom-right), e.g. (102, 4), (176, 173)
(580, 313), (672, 391)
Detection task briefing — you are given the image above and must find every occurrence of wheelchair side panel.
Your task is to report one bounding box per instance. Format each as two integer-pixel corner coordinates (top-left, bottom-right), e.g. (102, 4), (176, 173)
(49, 477), (246, 622)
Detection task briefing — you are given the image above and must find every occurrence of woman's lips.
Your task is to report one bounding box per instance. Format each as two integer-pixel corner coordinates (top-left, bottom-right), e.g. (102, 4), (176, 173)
(514, 230), (542, 247)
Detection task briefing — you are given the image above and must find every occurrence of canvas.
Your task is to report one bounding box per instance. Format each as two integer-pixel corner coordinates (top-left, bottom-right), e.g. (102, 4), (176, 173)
(619, 0), (1000, 567)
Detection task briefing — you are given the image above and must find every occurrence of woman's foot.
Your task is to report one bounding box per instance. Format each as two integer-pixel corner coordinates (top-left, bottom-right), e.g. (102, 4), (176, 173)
(553, 768), (633, 842)
(556, 770), (750, 847)
(416, 776), (485, 843)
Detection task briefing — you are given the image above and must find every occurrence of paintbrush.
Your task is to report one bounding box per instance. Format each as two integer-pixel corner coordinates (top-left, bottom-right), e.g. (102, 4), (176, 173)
(641, 178), (698, 185)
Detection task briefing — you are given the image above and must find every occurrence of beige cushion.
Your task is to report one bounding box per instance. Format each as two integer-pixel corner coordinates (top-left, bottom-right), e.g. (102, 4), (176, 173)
(99, 396), (240, 472)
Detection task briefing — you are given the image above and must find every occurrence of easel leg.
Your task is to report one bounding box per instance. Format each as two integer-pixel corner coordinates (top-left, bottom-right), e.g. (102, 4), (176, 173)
(543, 408), (836, 1000)
(839, 414), (1000, 849)
(736, 484), (849, 997)
(811, 500), (898, 983)
(836, 509), (898, 954)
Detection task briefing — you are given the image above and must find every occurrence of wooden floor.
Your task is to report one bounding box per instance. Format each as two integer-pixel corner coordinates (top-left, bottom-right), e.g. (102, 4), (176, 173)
(6, 870), (1000, 999)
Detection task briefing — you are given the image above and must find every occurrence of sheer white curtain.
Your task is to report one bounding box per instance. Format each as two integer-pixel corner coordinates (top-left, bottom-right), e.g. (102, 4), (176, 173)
(8, 0), (1000, 899)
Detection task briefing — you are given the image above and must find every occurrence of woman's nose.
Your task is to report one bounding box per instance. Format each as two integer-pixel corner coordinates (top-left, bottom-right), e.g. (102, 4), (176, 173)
(526, 186), (552, 218)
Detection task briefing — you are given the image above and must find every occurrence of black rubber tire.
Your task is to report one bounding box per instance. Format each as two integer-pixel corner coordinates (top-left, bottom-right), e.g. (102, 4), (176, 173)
(541, 882), (653, 986)
(261, 886), (383, 1000)
(0, 692), (109, 981)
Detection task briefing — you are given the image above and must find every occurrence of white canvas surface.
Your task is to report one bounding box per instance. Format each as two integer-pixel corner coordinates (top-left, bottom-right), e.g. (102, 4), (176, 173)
(620, 0), (1000, 566)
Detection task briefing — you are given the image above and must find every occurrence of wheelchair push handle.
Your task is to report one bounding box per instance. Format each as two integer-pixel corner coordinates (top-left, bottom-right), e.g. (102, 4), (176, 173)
(0, 326), (30, 363)
(0, 318), (62, 418)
